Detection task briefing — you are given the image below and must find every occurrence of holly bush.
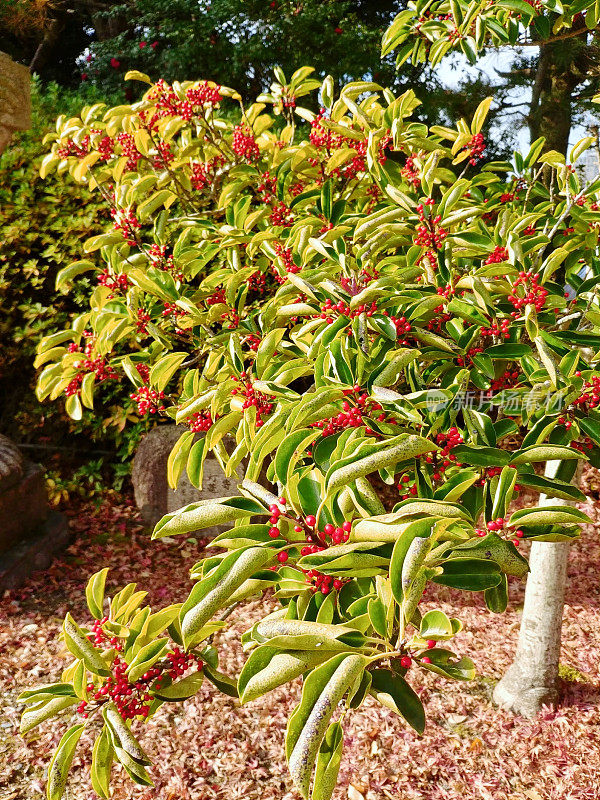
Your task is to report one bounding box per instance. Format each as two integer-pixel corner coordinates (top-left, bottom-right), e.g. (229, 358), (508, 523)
(21, 58), (600, 799)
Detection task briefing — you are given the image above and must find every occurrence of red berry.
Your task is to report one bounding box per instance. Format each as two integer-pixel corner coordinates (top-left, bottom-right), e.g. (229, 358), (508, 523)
(306, 515), (316, 527)
(342, 521), (352, 532)
(400, 656), (412, 668)
(277, 551), (289, 563)
(426, 640), (436, 649)
(422, 657), (432, 664)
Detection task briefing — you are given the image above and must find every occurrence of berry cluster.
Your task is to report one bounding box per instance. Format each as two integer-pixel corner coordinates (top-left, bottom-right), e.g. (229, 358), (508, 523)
(310, 390), (385, 437)
(152, 141), (175, 169)
(435, 427), (463, 457)
(231, 378), (274, 426)
(398, 428), (464, 497)
(401, 156), (421, 188)
(98, 269), (131, 297)
(456, 346), (484, 367)
(111, 208), (141, 246)
(246, 333), (262, 351)
(475, 519), (524, 545)
(247, 271), (267, 294)
(190, 155), (225, 191)
(572, 374), (600, 411)
(390, 314), (413, 343)
(397, 472), (419, 498)
(148, 244), (183, 280)
(484, 245), (509, 265)
(130, 386), (166, 415)
(78, 624), (202, 721)
(273, 243), (300, 274)
(269, 201), (294, 227)
(508, 271), (548, 314)
(300, 515), (352, 593)
(65, 355), (119, 397)
(465, 133), (486, 165)
(490, 367), (520, 393)
(186, 410), (214, 432)
(480, 317), (511, 339)
(135, 363), (150, 384)
(415, 199), (448, 255)
(256, 171), (277, 201)
(232, 126), (260, 162)
(116, 132), (143, 172)
(318, 298), (374, 323)
(162, 302), (186, 333)
(185, 82), (222, 108)
(206, 288), (226, 306)
(57, 136), (90, 159)
(97, 134), (115, 161)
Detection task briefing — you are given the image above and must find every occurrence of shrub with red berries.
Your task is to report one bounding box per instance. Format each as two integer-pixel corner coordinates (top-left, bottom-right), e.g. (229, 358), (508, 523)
(28, 57), (600, 800)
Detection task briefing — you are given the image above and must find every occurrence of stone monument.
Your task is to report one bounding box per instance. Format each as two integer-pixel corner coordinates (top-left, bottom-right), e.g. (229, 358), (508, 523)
(0, 51), (31, 152)
(132, 425), (242, 532)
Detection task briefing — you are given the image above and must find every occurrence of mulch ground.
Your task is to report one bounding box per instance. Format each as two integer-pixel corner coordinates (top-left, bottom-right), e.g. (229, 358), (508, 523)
(1, 488), (599, 800)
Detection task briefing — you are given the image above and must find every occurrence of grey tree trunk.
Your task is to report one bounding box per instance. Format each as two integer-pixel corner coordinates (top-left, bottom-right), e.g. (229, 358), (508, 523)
(493, 461), (580, 718)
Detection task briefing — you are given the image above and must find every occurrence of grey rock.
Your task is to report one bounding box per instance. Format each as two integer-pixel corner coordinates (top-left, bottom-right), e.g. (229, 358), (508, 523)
(0, 511), (70, 592)
(0, 456), (47, 555)
(132, 425), (242, 531)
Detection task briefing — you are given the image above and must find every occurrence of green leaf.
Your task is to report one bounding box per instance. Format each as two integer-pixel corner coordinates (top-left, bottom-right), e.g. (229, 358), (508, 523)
(149, 352), (187, 392)
(325, 435), (437, 495)
(509, 506), (590, 527)
(419, 610), (454, 639)
(180, 547), (273, 648)
(368, 597), (388, 638)
(91, 726), (113, 800)
(63, 614), (110, 676)
(104, 704), (150, 765)
(19, 683), (77, 703)
(451, 445), (512, 467)
(203, 664), (239, 697)
(432, 559), (502, 591)
(239, 646), (328, 704)
(286, 653), (366, 798)
(153, 670), (204, 701)
(20, 695), (78, 735)
(253, 618), (366, 651)
(126, 638), (169, 683)
(510, 444), (586, 465)
(450, 532), (529, 578)
(47, 724), (85, 800)
(578, 417), (600, 447)
(369, 668), (425, 734)
(152, 496), (267, 538)
(167, 431), (195, 490)
(85, 568), (109, 620)
(514, 473), (586, 501)
(312, 721), (344, 800)
(421, 648), (476, 680)
(484, 574), (508, 613)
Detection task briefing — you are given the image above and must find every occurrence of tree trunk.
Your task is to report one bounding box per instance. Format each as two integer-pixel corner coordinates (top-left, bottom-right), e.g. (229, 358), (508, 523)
(528, 30), (589, 156)
(493, 461), (580, 717)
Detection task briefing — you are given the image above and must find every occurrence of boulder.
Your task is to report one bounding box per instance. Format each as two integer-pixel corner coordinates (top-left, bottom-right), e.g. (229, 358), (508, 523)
(132, 425), (242, 531)
(0, 434), (69, 590)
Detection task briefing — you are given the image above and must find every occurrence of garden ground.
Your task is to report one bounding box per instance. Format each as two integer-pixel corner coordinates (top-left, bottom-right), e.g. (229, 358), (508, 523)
(1, 485), (600, 800)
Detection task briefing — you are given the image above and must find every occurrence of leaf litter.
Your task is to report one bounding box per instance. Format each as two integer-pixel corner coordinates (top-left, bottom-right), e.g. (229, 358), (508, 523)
(1, 482), (599, 800)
